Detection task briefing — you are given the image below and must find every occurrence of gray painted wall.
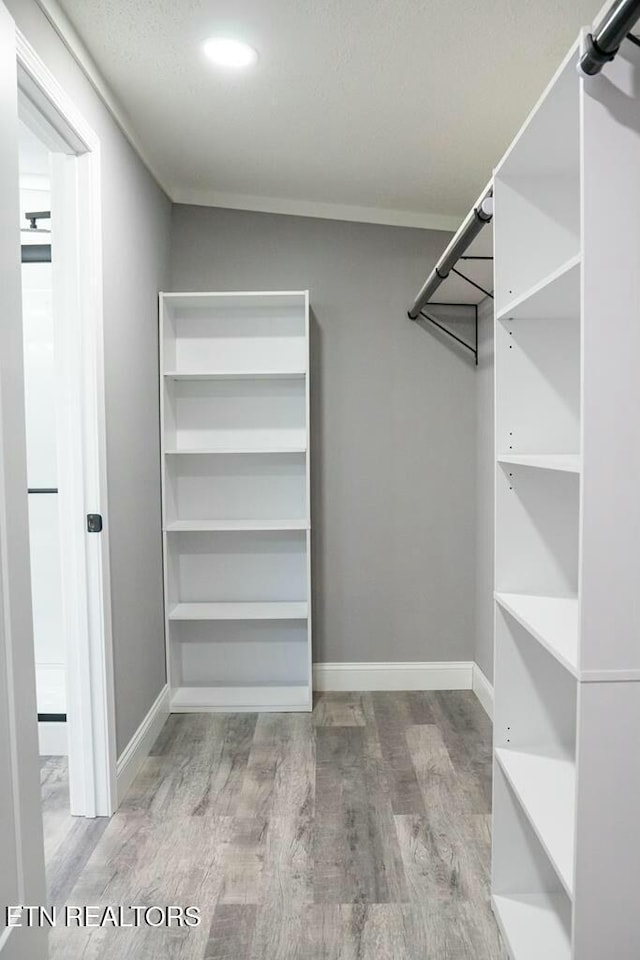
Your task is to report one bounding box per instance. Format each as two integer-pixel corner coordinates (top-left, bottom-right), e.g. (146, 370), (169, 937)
(169, 206), (477, 665)
(7, 0), (170, 754)
(475, 297), (494, 681)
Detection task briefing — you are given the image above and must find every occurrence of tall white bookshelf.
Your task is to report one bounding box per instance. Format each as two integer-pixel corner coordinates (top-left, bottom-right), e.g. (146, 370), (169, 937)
(492, 34), (640, 960)
(159, 291), (312, 712)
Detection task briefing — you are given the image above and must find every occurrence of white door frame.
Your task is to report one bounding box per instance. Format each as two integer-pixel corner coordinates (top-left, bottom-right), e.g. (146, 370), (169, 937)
(16, 31), (117, 817)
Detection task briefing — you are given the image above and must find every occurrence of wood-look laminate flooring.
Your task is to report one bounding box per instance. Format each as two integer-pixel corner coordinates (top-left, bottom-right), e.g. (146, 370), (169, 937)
(40, 757), (110, 909)
(45, 691), (506, 959)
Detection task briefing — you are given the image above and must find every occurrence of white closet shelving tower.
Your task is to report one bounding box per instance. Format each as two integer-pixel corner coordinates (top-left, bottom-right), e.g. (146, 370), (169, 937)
(159, 291), (312, 712)
(492, 33), (640, 960)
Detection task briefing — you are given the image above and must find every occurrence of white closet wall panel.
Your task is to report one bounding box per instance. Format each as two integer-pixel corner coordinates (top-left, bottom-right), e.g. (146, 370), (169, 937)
(495, 465), (579, 597)
(167, 531), (307, 604)
(164, 377), (306, 453)
(579, 46), (640, 678)
(164, 452), (307, 525)
(163, 294), (307, 374)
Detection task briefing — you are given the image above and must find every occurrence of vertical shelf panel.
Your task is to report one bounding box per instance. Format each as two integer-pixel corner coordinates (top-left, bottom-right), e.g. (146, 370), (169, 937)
(579, 44), (640, 679)
(492, 41), (581, 960)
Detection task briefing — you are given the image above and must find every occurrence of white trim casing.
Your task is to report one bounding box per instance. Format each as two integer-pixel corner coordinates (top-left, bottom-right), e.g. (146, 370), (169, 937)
(116, 685), (170, 805)
(17, 32), (117, 818)
(0, 5), (48, 955)
(38, 721), (68, 755)
(472, 663), (494, 719)
(313, 660), (474, 692)
(34, 0), (167, 191)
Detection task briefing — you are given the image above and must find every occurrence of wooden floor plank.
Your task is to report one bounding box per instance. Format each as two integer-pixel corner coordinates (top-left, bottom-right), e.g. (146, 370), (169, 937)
(40, 757), (109, 908)
(370, 692), (429, 815)
(425, 691), (493, 814)
(204, 904), (257, 960)
(121, 714), (257, 818)
(236, 714), (314, 820)
(313, 691), (367, 727)
(313, 727), (407, 904)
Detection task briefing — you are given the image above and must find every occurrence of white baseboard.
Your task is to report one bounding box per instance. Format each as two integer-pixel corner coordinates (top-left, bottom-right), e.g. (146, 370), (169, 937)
(472, 663), (494, 719)
(38, 720), (68, 756)
(313, 660), (474, 692)
(116, 684), (170, 805)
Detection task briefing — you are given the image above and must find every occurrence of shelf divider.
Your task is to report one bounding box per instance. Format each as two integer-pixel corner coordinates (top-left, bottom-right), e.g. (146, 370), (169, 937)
(171, 683), (310, 712)
(165, 519), (308, 532)
(497, 252), (581, 323)
(495, 593), (578, 676)
(164, 370), (306, 381)
(492, 894), (571, 960)
(497, 454), (580, 474)
(496, 747), (575, 897)
(168, 601), (309, 622)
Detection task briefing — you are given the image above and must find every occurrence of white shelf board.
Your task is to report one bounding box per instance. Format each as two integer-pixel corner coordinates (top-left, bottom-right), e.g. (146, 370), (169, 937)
(164, 444), (307, 456)
(165, 519), (308, 532)
(161, 291), (307, 311)
(497, 454), (581, 474)
(164, 370), (305, 381)
(496, 748), (575, 897)
(495, 593), (578, 676)
(492, 894), (571, 960)
(168, 601), (309, 621)
(497, 253), (581, 323)
(171, 683), (310, 712)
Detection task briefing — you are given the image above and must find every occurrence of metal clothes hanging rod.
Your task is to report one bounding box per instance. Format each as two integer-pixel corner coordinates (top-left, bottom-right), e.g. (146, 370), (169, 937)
(407, 183), (493, 321)
(578, 0), (640, 76)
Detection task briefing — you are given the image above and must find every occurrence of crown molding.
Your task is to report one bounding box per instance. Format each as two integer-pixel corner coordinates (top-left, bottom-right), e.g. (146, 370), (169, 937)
(172, 186), (460, 231)
(35, 0), (170, 195)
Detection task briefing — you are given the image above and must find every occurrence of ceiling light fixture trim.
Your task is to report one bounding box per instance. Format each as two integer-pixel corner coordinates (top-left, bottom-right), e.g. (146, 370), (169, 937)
(203, 37), (258, 69)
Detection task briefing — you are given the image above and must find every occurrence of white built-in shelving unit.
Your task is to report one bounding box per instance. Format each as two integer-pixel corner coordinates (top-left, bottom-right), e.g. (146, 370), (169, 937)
(159, 291), (312, 712)
(491, 32), (640, 960)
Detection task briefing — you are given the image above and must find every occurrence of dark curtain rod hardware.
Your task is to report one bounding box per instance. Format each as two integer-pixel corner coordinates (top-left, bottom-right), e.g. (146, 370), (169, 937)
(578, 0), (640, 75)
(25, 210), (51, 230)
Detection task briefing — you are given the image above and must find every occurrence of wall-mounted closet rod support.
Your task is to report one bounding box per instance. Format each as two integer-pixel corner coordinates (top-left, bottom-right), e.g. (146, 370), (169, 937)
(451, 265), (493, 299)
(407, 183), (493, 320)
(417, 305), (478, 365)
(24, 210), (51, 230)
(578, 0), (640, 76)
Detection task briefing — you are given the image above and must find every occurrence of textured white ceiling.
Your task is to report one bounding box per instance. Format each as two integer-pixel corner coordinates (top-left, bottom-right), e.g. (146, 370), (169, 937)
(56, 0), (603, 222)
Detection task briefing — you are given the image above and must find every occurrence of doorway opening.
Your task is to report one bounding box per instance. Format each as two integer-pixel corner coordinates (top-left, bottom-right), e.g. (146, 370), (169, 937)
(16, 35), (117, 848)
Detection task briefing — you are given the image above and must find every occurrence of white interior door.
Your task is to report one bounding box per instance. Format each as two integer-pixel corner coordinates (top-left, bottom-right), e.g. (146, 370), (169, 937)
(0, 2), (48, 957)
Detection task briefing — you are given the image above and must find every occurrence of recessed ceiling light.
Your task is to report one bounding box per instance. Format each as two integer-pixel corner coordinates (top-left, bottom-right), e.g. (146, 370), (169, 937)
(203, 37), (258, 69)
